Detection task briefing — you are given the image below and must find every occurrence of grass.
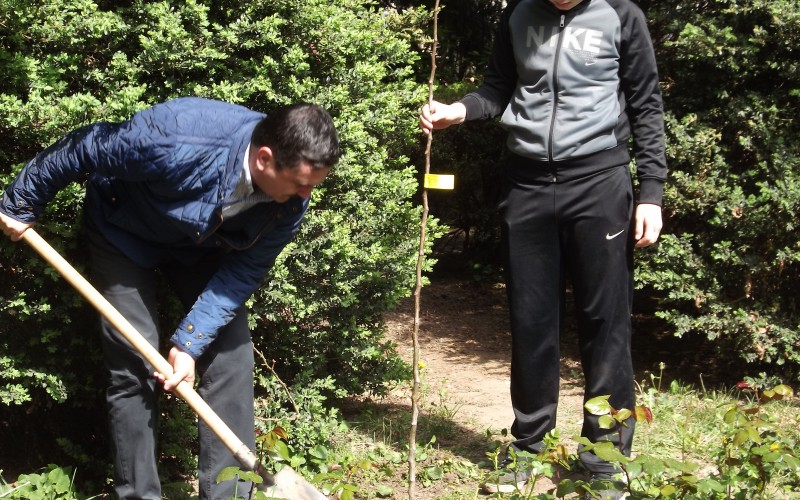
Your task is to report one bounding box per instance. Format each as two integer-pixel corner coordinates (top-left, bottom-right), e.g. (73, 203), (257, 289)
(636, 378), (718, 462)
(327, 370), (800, 499)
(626, 374), (800, 499)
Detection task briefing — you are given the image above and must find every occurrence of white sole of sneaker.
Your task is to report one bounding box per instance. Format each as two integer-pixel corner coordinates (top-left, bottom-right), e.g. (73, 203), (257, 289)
(481, 480), (528, 494)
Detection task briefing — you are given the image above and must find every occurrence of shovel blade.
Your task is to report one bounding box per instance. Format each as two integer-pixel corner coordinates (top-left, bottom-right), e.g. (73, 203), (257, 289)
(260, 466), (327, 499)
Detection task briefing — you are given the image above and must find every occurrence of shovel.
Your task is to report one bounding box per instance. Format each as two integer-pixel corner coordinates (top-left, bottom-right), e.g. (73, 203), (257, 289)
(21, 228), (327, 500)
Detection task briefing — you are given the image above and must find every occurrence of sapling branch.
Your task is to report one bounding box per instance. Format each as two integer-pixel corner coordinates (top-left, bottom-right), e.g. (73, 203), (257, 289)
(408, 1), (440, 498)
(254, 345), (299, 414)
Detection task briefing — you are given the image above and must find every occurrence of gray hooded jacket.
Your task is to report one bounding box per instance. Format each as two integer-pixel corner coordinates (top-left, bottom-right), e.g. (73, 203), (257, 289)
(459, 0), (667, 205)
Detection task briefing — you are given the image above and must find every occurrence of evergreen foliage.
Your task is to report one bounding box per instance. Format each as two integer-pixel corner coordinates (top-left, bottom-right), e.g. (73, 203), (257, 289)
(0, 0), (439, 483)
(637, 0), (800, 381)
(2, 0), (800, 491)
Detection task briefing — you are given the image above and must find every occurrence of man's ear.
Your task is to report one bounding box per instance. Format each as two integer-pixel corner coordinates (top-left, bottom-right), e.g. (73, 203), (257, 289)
(253, 146), (274, 173)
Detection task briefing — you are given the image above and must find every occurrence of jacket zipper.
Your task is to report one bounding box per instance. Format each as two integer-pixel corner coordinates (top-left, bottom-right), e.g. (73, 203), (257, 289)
(548, 13), (567, 183)
(195, 210), (225, 244)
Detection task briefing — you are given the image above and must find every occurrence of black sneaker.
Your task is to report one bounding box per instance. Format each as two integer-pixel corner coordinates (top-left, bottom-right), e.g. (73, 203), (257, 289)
(583, 473), (626, 499)
(481, 458), (532, 494)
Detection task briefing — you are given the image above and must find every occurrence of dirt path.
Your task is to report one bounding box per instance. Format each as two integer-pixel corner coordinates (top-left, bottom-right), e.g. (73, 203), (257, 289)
(385, 279), (514, 433)
(381, 276), (587, 497)
(385, 275), (587, 433)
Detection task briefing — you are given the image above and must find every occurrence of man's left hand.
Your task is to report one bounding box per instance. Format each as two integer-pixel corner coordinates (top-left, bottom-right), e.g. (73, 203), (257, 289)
(154, 346), (196, 392)
(634, 203), (663, 248)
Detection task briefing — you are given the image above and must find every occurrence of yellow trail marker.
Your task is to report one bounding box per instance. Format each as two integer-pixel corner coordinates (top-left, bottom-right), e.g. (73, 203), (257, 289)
(423, 174), (455, 190)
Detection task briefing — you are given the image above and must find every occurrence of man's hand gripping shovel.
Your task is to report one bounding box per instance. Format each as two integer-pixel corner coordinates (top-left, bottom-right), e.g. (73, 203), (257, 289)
(21, 228), (327, 500)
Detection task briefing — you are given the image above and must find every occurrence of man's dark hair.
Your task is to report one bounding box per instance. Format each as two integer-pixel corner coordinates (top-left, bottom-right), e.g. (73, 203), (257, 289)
(252, 103), (340, 170)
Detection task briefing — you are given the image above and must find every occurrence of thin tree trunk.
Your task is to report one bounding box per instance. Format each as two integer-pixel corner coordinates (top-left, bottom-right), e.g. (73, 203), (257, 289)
(408, 2), (440, 498)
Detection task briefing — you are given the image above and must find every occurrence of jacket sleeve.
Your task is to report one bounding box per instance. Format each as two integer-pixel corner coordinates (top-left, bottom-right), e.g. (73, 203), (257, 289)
(1, 112), (172, 223)
(169, 199), (308, 359)
(619, 6), (668, 206)
(1, 123), (117, 223)
(457, 1), (520, 121)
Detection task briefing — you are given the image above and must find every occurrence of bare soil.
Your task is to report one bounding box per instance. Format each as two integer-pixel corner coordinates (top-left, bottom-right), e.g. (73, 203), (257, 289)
(372, 276), (587, 498)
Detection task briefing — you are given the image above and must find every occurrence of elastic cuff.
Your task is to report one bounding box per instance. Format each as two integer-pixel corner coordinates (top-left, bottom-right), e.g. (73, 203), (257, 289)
(637, 178), (665, 206)
(457, 94), (483, 122)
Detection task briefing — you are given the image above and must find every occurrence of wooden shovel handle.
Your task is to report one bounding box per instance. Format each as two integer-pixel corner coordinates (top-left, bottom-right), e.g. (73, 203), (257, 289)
(21, 228), (275, 486)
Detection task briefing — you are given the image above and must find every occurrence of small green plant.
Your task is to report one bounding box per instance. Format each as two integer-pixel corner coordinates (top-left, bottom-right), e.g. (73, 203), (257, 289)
(215, 466), (265, 500)
(0, 464), (93, 500)
(482, 429), (576, 498)
(211, 425), (365, 500)
(578, 394), (725, 498)
(407, 435), (449, 488)
(578, 380), (800, 499)
(715, 380), (799, 498)
(256, 424), (366, 500)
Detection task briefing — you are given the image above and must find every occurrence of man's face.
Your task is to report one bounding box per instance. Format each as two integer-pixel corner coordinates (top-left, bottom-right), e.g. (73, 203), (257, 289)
(251, 146), (330, 203)
(549, 0), (583, 10)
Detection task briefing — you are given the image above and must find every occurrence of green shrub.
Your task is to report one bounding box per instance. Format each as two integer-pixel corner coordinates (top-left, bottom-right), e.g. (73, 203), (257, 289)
(635, 0), (800, 383)
(0, 0), (440, 487)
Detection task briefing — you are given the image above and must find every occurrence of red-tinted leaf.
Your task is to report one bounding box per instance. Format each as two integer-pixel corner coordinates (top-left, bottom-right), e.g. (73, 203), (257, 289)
(635, 405), (654, 424)
(272, 426), (289, 440)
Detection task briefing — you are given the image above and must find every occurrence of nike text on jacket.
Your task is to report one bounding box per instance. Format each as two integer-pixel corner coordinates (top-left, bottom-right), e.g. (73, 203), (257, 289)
(459, 0), (667, 205)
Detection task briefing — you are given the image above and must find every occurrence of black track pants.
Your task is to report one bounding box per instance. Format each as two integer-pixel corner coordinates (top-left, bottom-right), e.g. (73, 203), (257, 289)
(501, 164), (635, 474)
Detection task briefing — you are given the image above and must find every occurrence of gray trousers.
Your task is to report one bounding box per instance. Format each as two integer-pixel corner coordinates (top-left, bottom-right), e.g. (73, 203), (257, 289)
(88, 227), (255, 499)
(501, 165), (636, 475)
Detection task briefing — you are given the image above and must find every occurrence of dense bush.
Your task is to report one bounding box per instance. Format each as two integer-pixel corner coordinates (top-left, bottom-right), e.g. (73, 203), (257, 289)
(636, 0), (800, 382)
(0, 0), (440, 486)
